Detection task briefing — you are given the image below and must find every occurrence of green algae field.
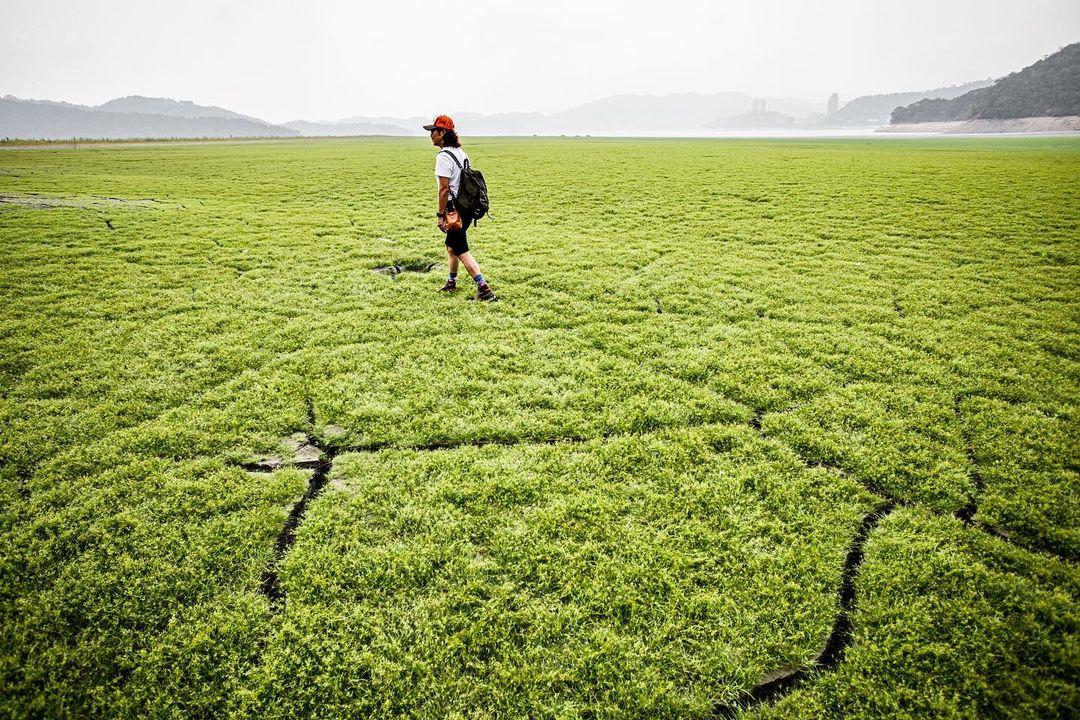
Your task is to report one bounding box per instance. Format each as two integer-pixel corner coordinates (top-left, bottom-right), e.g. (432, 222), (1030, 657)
(1, 136), (1077, 718)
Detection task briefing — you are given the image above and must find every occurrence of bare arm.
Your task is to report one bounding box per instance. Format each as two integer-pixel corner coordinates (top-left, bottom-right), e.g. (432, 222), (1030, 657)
(437, 176), (451, 215)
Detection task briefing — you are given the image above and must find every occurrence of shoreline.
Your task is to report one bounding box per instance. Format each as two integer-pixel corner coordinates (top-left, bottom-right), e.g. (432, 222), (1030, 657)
(880, 116), (1080, 134)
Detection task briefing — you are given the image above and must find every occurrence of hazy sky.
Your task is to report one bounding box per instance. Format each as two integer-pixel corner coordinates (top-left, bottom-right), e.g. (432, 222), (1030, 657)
(2, 0), (1078, 123)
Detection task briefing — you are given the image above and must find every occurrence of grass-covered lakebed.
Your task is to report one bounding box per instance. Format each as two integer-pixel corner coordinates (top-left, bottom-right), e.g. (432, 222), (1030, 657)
(1, 136), (1077, 718)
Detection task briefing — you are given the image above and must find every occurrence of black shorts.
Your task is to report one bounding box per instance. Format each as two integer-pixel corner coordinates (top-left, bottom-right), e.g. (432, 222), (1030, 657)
(445, 213), (473, 256)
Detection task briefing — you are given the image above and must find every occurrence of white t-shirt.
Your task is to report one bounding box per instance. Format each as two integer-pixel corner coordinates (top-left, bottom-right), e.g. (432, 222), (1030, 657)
(435, 146), (470, 197)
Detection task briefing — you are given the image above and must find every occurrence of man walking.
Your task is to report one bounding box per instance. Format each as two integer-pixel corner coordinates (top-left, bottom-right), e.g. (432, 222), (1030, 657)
(424, 115), (496, 301)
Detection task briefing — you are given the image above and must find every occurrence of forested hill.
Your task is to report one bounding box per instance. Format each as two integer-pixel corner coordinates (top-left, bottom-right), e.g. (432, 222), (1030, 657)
(819, 80), (992, 127)
(891, 42), (1080, 123)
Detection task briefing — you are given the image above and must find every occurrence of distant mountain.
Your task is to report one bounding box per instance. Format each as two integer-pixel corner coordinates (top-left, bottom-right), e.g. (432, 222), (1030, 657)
(890, 92), (988, 125)
(751, 97), (826, 118)
(24, 70), (1071, 140)
(818, 80), (994, 127)
(338, 94), (825, 135)
(333, 112), (550, 135)
(891, 43), (1080, 124)
(95, 95), (256, 121)
(704, 110), (798, 129)
(332, 95), (759, 135)
(283, 119), (412, 136)
(0, 91), (831, 139)
(438, 111), (550, 135)
(544, 93), (821, 131)
(0, 95), (297, 140)
(545, 92), (753, 131)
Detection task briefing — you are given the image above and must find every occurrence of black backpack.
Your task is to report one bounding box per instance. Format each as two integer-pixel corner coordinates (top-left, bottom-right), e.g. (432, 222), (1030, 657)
(440, 150), (490, 223)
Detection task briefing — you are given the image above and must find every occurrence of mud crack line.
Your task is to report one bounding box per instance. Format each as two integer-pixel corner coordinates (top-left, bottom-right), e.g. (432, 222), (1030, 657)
(713, 500), (897, 719)
(259, 432), (337, 608)
(953, 393), (983, 524)
(951, 393), (1072, 563)
(254, 417), (743, 608)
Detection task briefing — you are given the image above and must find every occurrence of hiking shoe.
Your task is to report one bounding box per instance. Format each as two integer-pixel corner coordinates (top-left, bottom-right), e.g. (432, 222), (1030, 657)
(439, 279), (457, 292)
(473, 283), (497, 302)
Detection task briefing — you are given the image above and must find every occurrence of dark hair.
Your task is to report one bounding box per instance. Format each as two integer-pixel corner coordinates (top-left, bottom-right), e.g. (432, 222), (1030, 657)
(442, 129), (461, 147)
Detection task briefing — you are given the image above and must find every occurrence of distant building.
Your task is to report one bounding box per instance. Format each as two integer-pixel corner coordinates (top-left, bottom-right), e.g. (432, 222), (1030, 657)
(827, 93), (840, 115)
(752, 99), (767, 113)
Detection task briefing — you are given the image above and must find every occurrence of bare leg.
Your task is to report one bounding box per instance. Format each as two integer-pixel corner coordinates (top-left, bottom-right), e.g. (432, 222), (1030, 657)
(446, 245), (459, 274)
(456, 251), (482, 279)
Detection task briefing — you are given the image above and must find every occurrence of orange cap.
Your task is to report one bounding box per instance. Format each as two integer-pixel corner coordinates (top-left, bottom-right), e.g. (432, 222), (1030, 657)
(422, 115), (455, 131)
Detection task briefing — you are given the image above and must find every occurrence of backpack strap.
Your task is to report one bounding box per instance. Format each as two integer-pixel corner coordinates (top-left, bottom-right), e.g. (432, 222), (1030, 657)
(438, 149), (466, 203)
(438, 149), (464, 170)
